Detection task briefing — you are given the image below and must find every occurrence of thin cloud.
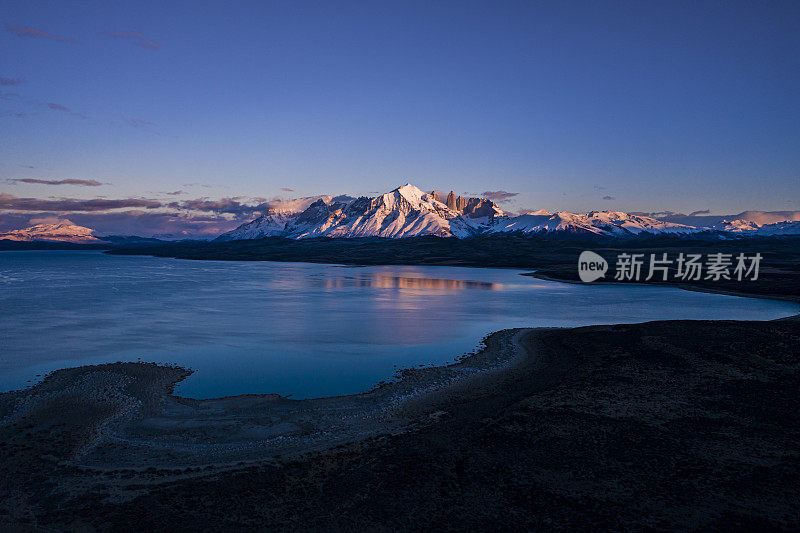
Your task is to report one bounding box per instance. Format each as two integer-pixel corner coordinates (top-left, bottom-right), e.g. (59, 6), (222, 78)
(165, 190), (184, 196)
(602, 195), (615, 201)
(481, 190), (519, 203)
(0, 77), (24, 86)
(0, 91), (86, 118)
(125, 117), (155, 128)
(41, 101), (86, 118)
(28, 215), (74, 225)
(172, 197), (269, 216)
(281, 187), (295, 192)
(107, 31), (162, 50)
(7, 178), (103, 186)
(632, 210), (714, 219)
(0, 193), (161, 212)
(6, 25), (73, 42)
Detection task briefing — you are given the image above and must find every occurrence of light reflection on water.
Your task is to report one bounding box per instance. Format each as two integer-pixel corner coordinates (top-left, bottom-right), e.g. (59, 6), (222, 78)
(313, 274), (501, 291)
(0, 250), (797, 399)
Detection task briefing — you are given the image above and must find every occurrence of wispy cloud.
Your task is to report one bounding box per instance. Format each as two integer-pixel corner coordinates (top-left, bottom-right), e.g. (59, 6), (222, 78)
(170, 197), (270, 216)
(689, 209), (711, 216)
(0, 193), (161, 212)
(41, 101), (87, 118)
(602, 195), (615, 201)
(281, 187), (295, 192)
(0, 91), (86, 119)
(481, 190), (519, 202)
(630, 211), (676, 218)
(107, 31), (162, 50)
(124, 117), (155, 128)
(28, 215), (74, 225)
(6, 25), (74, 43)
(7, 178), (103, 186)
(165, 190), (184, 196)
(0, 77), (24, 86)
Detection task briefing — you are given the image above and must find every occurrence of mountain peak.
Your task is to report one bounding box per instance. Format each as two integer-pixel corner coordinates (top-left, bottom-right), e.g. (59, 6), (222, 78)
(522, 209), (552, 216)
(393, 183), (426, 198)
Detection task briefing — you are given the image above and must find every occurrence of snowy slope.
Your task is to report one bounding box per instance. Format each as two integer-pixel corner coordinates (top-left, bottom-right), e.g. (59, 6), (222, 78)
(756, 221), (800, 235)
(0, 222), (105, 243)
(710, 219), (761, 233)
(583, 211), (698, 235)
(216, 195), (341, 241)
(286, 184), (474, 239)
(485, 211), (697, 236)
(705, 213), (800, 234)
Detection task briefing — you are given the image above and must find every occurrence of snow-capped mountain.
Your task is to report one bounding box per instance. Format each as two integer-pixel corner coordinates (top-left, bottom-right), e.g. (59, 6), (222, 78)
(657, 210), (800, 232)
(707, 215), (800, 235)
(0, 222), (106, 243)
(485, 210), (698, 236)
(216, 195), (350, 241)
(755, 220), (800, 236)
(711, 219), (761, 232)
(217, 184), (705, 241)
(218, 185), (491, 240)
(314, 185), (480, 239)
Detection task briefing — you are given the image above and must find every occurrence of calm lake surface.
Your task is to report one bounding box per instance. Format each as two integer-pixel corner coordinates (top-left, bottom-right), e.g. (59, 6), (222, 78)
(1, 250), (797, 399)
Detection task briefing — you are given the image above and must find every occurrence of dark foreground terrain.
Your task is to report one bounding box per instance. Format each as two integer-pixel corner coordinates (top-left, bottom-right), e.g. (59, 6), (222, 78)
(2, 318), (799, 531)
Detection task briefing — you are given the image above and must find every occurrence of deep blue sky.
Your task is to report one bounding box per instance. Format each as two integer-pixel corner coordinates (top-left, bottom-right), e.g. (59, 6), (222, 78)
(1, 0), (799, 234)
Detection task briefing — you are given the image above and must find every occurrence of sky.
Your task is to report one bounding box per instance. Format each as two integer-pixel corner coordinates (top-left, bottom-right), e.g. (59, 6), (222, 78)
(1, 0), (799, 235)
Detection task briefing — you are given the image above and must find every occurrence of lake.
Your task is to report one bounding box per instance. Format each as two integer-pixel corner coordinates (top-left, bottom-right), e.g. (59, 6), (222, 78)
(1, 250), (797, 399)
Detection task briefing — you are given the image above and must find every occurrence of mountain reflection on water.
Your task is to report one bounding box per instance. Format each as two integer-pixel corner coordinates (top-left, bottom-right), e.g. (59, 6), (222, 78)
(1, 251), (797, 399)
(315, 274), (501, 291)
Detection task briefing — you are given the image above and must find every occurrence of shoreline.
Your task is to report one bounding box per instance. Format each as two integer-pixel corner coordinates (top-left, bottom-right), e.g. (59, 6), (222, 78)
(4, 318), (799, 529)
(0, 328), (536, 470)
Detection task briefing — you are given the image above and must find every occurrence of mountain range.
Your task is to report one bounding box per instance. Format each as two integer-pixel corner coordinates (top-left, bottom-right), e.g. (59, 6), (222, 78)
(217, 183), (800, 241)
(2, 184), (800, 244)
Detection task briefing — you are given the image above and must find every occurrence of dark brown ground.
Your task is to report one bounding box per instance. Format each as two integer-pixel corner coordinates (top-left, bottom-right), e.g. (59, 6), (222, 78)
(2, 318), (799, 531)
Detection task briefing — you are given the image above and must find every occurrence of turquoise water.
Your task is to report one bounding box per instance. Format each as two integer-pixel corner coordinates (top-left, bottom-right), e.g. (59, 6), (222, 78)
(1, 250), (797, 399)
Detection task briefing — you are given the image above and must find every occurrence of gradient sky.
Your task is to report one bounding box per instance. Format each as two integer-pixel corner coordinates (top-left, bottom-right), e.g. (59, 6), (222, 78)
(1, 0), (799, 235)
